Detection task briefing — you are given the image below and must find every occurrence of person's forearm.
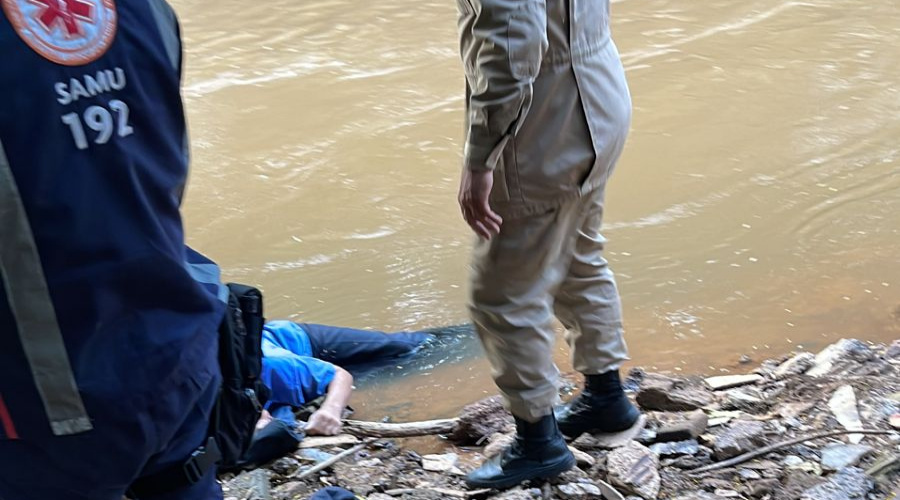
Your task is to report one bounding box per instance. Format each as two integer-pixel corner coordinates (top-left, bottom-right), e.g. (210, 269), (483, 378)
(320, 367), (353, 416)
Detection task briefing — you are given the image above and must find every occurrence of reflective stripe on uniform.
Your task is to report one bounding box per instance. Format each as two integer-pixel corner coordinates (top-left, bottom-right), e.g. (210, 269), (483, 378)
(0, 394), (18, 439)
(0, 140), (92, 436)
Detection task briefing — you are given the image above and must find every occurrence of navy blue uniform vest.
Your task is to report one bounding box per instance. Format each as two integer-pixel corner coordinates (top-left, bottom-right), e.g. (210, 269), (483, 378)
(0, 0), (224, 441)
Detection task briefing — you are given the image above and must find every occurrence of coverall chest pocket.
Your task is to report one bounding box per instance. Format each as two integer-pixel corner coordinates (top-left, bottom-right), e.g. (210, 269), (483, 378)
(508, 1), (548, 80)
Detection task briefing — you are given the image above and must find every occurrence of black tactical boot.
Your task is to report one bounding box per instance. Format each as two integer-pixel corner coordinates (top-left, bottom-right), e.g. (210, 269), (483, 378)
(555, 370), (641, 438)
(465, 413), (575, 489)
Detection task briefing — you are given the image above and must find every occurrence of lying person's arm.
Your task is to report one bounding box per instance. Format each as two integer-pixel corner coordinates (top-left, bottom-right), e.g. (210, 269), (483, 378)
(305, 366), (353, 436)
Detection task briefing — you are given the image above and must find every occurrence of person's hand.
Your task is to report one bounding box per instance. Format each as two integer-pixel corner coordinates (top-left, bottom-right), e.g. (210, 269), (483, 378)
(305, 408), (343, 436)
(255, 409), (273, 431)
(458, 168), (503, 239)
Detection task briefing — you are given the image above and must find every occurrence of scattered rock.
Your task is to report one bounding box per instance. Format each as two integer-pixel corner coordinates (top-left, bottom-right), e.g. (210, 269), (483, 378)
(332, 459), (393, 495)
(776, 401), (815, 419)
(636, 427), (657, 444)
(749, 478), (780, 498)
(655, 410), (708, 442)
(890, 413), (900, 429)
(571, 414), (647, 449)
(556, 482), (602, 499)
(820, 443), (874, 471)
(704, 374), (763, 391)
(636, 377), (714, 412)
(450, 396), (514, 445)
(606, 441), (660, 500)
(712, 490), (741, 498)
(421, 453), (463, 475)
(636, 373), (714, 410)
(222, 469), (271, 500)
(712, 420), (767, 460)
(866, 452), (900, 481)
(706, 411), (741, 428)
(568, 447), (596, 467)
(886, 339), (900, 358)
(799, 467), (873, 500)
(782, 455), (804, 467)
(649, 439), (699, 457)
(738, 468), (761, 480)
(722, 388), (769, 414)
(773, 352), (815, 379)
(663, 446), (713, 470)
(740, 459), (779, 470)
(596, 480), (626, 500)
(807, 338), (873, 377)
(268, 456), (300, 475)
(670, 492), (718, 500)
(828, 385), (865, 443)
(699, 478), (732, 491)
(492, 487), (541, 500)
(367, 495), (394, 500)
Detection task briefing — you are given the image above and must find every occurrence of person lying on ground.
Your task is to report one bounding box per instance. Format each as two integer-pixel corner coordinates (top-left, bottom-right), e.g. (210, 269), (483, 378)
(257, 320), (434, 436)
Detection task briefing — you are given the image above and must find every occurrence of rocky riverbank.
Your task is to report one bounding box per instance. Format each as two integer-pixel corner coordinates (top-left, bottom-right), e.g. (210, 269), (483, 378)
(224, 338), (900, 500)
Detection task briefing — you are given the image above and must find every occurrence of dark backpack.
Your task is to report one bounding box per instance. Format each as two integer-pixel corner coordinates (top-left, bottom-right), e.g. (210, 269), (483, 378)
(213, 283), (270, 467)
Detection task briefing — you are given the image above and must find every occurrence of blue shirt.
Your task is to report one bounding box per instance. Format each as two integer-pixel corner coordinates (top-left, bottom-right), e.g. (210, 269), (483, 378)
(261, 321), (336, 408)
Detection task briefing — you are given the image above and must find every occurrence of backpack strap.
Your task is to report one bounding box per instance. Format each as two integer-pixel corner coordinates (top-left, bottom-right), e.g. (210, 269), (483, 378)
(126, 436), (221, 499)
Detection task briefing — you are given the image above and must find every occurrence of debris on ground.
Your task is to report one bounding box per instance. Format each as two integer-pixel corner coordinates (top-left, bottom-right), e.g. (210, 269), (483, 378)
(223, 338), (900, 499)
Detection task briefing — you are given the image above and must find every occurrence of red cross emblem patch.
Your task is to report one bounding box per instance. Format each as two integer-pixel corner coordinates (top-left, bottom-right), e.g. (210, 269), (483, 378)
(2, 0), (117, 66)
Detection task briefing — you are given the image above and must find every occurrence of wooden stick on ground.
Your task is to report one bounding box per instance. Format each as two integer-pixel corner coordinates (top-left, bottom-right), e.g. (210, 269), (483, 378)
(290, 437), (377, 481)
(689, 429), (896, 474)
(342, 418), (459, 438)
(298, 434), (360, 449)
(383, 487), (492, 498)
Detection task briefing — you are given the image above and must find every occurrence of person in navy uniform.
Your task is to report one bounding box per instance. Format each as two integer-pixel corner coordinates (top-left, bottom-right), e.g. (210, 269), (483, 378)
(0, 0), (227, 498)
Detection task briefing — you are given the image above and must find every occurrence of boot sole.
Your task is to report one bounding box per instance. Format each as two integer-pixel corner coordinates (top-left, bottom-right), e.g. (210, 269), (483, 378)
(464, 453), (577, 490)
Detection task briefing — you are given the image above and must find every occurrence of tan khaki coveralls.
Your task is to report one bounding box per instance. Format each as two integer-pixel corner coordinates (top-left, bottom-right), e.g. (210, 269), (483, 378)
(458, 0), (632, 421)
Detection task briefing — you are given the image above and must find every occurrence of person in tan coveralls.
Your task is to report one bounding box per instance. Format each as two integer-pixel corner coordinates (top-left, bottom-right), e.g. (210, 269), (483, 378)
(456, 0), (641, 488)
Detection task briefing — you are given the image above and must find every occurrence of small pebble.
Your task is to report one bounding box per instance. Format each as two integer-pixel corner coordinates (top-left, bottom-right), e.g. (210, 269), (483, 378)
(739, 469), (762, 480)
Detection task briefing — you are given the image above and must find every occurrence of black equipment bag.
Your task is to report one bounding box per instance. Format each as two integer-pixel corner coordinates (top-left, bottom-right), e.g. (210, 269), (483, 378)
(214, 283), (270, 467)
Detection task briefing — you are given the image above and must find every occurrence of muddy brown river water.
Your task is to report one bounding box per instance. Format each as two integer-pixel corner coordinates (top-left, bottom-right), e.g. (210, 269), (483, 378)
(171, 0), (900, 421)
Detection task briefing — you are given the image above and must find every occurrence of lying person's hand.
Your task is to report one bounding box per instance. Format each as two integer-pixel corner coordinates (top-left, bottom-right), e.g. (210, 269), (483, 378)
(255, 409), (273, 431)
(305, 408), (343, 436)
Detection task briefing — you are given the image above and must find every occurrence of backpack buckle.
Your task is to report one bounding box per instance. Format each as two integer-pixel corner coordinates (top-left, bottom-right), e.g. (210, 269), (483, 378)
(183, 436), (221, 484)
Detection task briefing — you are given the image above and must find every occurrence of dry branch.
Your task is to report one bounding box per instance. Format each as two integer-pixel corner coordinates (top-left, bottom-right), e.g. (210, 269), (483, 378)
(288, 437), (377, 483)
(342, 418), (459, 438)
(689, 429), (896, 474)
